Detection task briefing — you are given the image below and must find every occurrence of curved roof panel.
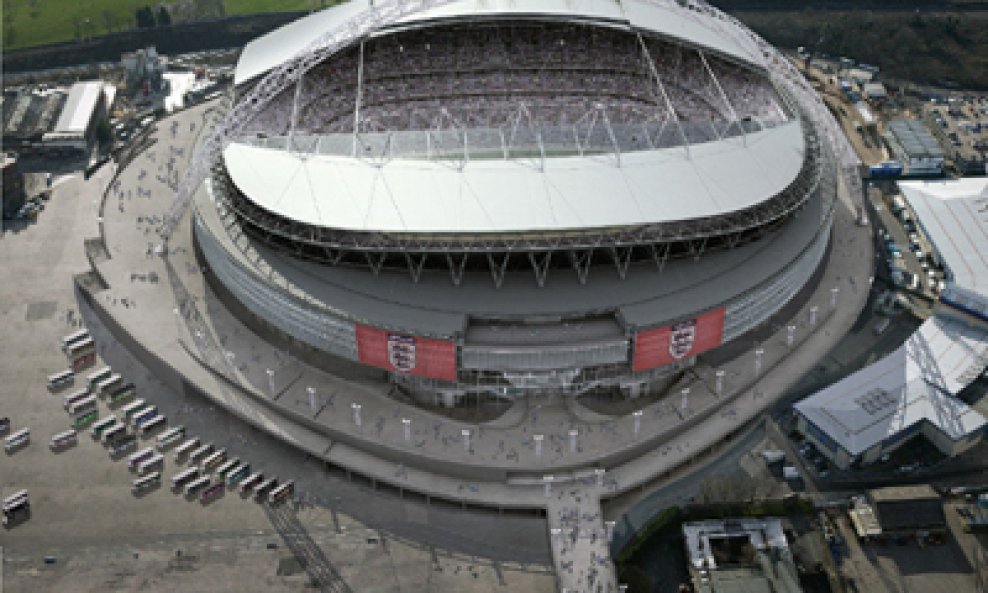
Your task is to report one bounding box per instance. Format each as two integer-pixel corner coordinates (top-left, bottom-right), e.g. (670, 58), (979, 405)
(223, 119), (804, 234)
(234, 0), (763, 86)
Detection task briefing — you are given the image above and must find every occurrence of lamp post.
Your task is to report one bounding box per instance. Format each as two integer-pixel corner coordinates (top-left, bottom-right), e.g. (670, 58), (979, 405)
(830, 287), (840, 309)
(568, 429), (579, 454)
(595, 468), (605, 488)
(809, 305), (819, 327)
(402, 417), (411, 443)
(715, 369), (725, 396)
(543, 475), (553, 498)
(461, 428), (471, 452)
(632, 410), (643, 437)
(680, 388), (690, 415)
(754, 348), (764, 377)
(307, 386), (316, 411)
(266, 368), (275, 396)
(786, 324), (795, 348)
(605, 520), (616, 543)
(534, 434), (544, 459)
(351, 403), (361, 428)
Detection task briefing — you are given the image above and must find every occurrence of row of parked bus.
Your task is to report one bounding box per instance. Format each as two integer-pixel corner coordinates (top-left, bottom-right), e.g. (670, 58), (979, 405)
(168, 433), (294, 506)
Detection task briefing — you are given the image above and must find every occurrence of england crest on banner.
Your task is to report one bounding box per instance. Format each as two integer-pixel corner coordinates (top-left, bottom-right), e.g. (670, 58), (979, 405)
(668, 319), (697, 360)
(387, 334), (417, 372)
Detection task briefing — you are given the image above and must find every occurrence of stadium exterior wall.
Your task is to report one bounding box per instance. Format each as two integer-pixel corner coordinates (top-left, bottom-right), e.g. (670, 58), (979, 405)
(194, 196), (833, 398)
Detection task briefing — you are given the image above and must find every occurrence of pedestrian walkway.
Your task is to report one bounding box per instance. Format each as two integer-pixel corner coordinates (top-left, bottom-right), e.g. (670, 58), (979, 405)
(83, 103), (874, 592)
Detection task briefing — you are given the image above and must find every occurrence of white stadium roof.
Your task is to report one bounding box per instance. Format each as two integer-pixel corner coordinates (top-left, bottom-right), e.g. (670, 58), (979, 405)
(234, 0), (763, 86)
(795, 317), (988, 456)
(224, 119), (804, 234)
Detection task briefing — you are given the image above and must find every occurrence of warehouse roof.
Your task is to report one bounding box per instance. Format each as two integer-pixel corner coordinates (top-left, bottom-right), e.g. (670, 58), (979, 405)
(900, 178), (988, 301)
(886, 119), (944, 160)
(53, 81), (104, 135)
(794, 317), (988, 456)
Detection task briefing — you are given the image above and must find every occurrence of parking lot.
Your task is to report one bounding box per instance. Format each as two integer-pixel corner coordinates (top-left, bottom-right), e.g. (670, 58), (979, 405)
(0, 142), (553, 592)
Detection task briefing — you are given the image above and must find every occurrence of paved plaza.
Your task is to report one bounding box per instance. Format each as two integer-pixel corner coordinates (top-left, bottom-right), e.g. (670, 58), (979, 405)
(1, 96), (875, 592)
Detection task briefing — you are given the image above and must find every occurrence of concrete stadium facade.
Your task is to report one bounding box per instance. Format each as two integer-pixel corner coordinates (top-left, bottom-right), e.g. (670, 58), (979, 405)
(195, 0), (837, 405)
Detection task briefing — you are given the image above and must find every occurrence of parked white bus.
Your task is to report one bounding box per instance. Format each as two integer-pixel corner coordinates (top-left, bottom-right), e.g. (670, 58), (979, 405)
(65, 337), (95, 360)
(132, 472), (160, 495)
(126, 447), (155, 471)
(216, 458), (240, 479)
(239, 472), (264, 494)
(155, 426), (185, 450)
(61, 330), (90, 352)
(86, 366), (112, 391)
(90, 415), (118, 439)
(119, 399), (146, 422)
(47, 369), (74, 392)
(254, 478), (278, 502)
(68, 394), (98, 416)
(137, 453), (164, 476)
(96, 374), (123, 397)
(62, 388), (90, 410)
(138, 415), (166, 436)
(189, 443), (213, 465)
(4, 428), (30, 452)
(269, 481), (295, 505)
(127, 405), (157, 426)
(49, 429), (77, 451)
(201, 449), (227, 472)
(101, 423), (127, 445)
(170, 467), (200, 489)
(2, 489), (28, 510)
(184, 476), (211, 497)
(173, 437), (200, 462)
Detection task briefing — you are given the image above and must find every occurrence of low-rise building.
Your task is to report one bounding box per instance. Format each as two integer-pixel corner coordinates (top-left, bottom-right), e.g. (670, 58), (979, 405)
(868, 485), (946, 537)
(884, 119), (945, 176)
(42, 80), (109, 153)
(795, 178), (988, 470)
(683, 517), (803, 593)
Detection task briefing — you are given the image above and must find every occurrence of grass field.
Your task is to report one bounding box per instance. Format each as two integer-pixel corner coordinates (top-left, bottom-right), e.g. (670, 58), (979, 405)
(1, 0), (333, 51)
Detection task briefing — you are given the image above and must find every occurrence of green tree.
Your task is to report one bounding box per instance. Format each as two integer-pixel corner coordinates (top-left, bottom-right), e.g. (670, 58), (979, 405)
(135, 6), (155, 29)
(157, 6), (172, 26)
(618, 565), (653, 593)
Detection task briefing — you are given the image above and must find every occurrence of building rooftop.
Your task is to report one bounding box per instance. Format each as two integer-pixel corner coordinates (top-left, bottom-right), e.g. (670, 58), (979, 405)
(53, 81), (104, 135)
(794, 316), (988, 456)
(223, 119), (804, 235)
(887, 119), (945, 160)
(869, 484), (939, 503)
(900, 178), (988, 300)
(683, 518), (802, 593)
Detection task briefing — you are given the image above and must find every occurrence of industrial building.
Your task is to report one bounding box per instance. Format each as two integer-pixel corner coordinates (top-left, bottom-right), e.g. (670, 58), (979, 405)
(795, 178), (988, 469)
(868, 485), (947, 537)
(41, 81), (110, 153)
(682, 517), (803, 593)
(1, 88), (68, 151)
(884, 119), (945, 176)
(924, 99), (988, 176)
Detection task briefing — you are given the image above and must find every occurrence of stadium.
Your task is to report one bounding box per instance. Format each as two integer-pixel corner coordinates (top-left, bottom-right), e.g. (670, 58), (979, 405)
(190, 0), (838, 407)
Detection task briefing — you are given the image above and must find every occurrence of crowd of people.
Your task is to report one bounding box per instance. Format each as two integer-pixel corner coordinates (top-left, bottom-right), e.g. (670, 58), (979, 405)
(244, 22), (787, 144)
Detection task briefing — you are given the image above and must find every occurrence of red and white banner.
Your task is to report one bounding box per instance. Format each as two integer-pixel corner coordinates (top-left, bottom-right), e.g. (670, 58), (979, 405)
(632, 307), (726, 371)
(355, 324), (457, 382)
